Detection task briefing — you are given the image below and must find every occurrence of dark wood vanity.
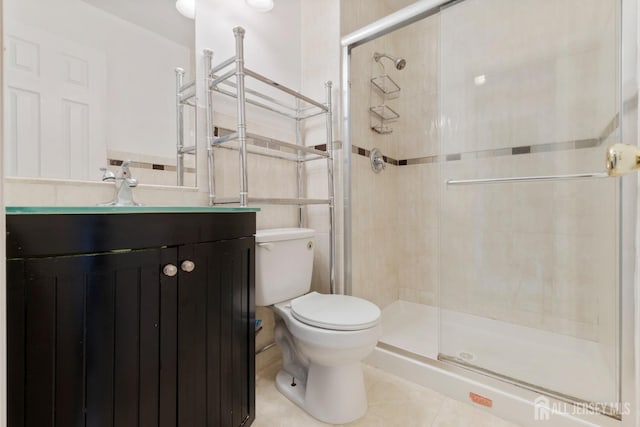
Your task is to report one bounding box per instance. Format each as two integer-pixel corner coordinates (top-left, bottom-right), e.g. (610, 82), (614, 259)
(7, 209), (256, 427)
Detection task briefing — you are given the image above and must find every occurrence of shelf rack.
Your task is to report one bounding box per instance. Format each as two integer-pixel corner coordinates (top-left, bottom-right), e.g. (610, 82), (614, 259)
(204, 26), (335, 293)
(369, 64), (401, 134)
(175, 68), (196, 186)
(370, 75), (400, 97)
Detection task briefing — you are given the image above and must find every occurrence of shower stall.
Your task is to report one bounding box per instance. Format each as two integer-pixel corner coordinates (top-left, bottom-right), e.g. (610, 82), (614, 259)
(341, 0), (638, 425)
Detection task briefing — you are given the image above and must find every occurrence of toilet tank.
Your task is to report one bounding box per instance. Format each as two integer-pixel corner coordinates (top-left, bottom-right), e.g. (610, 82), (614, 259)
(255, 228), (315, 306)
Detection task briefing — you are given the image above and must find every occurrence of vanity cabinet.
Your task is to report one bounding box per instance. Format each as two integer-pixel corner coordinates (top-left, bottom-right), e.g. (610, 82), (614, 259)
(7, 210), (256, 427)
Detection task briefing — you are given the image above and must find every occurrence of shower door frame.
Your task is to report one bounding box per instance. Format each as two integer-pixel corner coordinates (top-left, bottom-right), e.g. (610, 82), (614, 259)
(340, 0), (638, 424)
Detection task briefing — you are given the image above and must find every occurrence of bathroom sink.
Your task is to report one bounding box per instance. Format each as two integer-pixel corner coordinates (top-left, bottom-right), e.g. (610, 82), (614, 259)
(6, 206), (260, 214)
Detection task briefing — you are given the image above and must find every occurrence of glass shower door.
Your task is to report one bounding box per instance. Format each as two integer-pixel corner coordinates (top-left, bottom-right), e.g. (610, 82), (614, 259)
(437, 0), (622, 411)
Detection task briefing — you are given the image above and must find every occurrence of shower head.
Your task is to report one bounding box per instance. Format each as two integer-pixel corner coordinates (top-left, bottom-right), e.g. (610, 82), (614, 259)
(374, 52), (407, 70)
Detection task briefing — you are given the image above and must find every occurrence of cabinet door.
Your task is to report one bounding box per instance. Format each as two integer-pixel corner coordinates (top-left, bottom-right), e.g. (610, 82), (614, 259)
(7, 247), (177, 427)
(177, 237), (255, 427)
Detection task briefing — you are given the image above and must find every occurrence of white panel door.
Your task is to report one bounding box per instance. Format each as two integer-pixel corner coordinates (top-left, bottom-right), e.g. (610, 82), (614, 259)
(4, 23), (107, 180)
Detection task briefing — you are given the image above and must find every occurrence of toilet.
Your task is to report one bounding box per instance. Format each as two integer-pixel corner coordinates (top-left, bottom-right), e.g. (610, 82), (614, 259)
(255, 228), (381, 424)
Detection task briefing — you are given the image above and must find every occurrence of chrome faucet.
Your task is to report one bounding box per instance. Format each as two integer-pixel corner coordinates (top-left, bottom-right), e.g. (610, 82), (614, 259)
(99, 161), (141, 206)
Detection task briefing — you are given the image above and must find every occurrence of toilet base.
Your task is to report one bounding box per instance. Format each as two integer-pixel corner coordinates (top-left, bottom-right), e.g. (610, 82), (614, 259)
(275, 362), (368, 425)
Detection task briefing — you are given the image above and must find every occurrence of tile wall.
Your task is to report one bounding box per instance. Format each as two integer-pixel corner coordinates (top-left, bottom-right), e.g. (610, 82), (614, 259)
(437, 0), (619, 350)
(344, 0), (402, 309)
(346, 0), (620, 366)
(300, 0), (342, 298)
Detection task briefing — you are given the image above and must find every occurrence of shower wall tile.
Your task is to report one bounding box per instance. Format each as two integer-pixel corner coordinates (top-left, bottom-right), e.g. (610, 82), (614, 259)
(551, 233), (613, 323)
(426, 143), (615, 341)
(439, 0), (618, 156)
(511, 186), (556, 234)
(510, 232), (554, 314)
(352, 154), (399, 309)
(345, 0), (617, 349)
(553, 180), (616, 236)
(398, 287), (438, 307)
(351, 39), (399, 158)
(392, 16), (440, 160)
(395, 163), (440, 307)
(340, 0), (391, 37)
(436, 155), (616, 341)
(431, 0), (617, 344)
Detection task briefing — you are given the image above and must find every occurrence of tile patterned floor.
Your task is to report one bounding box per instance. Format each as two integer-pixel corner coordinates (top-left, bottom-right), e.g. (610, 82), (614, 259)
(253, 362), (524, 427)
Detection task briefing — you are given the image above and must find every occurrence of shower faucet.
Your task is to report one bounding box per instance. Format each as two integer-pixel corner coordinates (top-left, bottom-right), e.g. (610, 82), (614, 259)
(99, 161), (141, 206)
(370, 148), (386, 173)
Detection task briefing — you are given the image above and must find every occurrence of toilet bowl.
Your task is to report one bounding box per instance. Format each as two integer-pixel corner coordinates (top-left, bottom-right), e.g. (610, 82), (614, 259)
(255, 228), (381, 424)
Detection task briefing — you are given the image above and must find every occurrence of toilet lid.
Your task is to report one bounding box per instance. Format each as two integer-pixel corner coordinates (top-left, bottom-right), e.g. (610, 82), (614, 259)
(290, 292), (381, 331)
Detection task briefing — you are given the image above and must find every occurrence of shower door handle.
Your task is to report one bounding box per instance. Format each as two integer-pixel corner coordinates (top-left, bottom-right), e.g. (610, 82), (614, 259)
(606, 143), (640, 176)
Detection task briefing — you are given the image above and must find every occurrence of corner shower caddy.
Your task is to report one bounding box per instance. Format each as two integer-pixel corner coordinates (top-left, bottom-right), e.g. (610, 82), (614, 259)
(369, 73), (400, 134)
(204, 26), (335, 293)
(175, 68), (196, 186)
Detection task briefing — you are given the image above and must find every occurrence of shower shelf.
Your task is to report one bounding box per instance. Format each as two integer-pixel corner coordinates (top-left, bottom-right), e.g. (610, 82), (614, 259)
(369, 73), (400, 134)
(370, 105), (400, 122)
(371, 75), (400, 97)
(371, 124), (394, 134)
(369, 105), (399, 134)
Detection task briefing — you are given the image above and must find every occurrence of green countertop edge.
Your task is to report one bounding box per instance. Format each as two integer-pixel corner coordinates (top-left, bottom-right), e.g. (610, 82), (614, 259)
(6, 206), (260, 214)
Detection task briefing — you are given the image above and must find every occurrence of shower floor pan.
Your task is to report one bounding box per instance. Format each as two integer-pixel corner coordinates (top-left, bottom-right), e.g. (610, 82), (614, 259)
(377, 300), (616, 407)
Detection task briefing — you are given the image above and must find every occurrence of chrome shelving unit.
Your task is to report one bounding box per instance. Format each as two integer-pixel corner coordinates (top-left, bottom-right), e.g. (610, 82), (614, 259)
(204, 26), (336, 293)
(175, 68), (196, 186)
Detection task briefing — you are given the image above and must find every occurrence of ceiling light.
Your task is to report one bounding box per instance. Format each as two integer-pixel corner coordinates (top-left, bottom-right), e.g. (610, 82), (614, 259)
(474, 75), (486, 86)
(176, 0), (195, 19)
(246, 0), (274, 12)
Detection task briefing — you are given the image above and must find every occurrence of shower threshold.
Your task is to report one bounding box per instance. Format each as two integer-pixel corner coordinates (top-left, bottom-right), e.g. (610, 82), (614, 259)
(376, 300), (619, 419)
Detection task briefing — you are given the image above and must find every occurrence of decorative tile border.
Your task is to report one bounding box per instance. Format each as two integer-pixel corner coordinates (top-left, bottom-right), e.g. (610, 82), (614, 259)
(348, 145), (399, 165)
(217, 123), (614, 168)
(108, 159), (196, 173)
(350, 137), (602, 167)
(349, 112), (618, 167)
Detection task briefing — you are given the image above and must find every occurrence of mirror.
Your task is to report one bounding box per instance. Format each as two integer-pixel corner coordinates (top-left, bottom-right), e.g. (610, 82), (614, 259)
(3, 0), (197, 186)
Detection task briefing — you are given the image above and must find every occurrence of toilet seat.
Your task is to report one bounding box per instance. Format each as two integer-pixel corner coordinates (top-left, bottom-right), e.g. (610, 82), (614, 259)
(290, 292), (380, 331)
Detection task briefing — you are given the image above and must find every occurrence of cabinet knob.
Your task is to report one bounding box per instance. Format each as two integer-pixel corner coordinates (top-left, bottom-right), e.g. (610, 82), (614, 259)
(163, 264), (178, 277)
(181, 260), (196, 273)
